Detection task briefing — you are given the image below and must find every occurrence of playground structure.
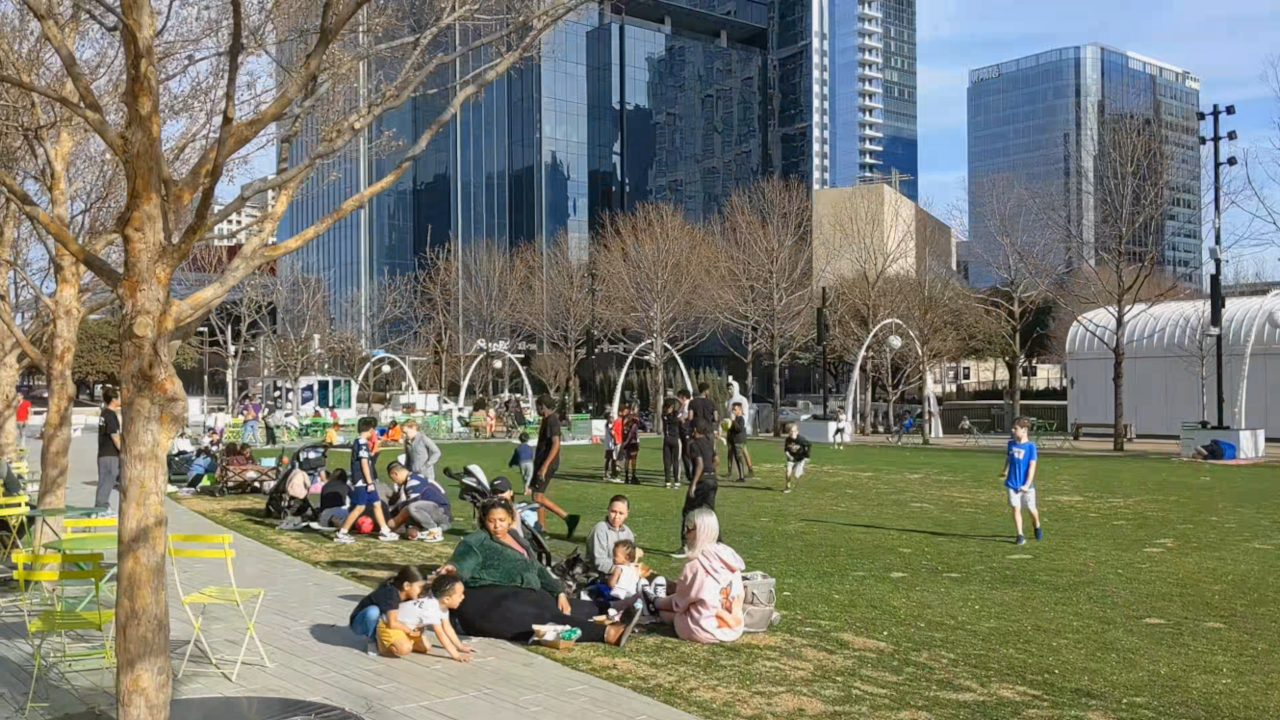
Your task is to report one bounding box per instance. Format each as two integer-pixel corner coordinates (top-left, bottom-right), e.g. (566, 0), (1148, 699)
(842, 318), (941, 438)
(610, 339), (694, 418)
(352, 353), (420, 413)
(454, 343), (535, 431)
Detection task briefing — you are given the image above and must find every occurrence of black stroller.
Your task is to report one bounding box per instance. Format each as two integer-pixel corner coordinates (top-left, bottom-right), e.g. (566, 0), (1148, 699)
(264, 443), (328, 522)
(444, 465), (556, 568)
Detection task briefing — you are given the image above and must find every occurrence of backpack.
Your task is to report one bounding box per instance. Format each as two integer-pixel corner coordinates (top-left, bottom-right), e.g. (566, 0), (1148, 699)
(741, 570), (781, 633)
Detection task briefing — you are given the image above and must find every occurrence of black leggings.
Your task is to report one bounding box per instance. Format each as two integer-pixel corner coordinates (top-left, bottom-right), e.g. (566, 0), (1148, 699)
(662, 438), (681, 484)
(679, 479), (718, 546)
(452, 585), (606, 643)
(681, 439), (695, 482)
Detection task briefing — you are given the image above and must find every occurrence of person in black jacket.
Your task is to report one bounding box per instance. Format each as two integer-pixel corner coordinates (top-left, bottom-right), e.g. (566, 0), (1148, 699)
(661, 399), (682, 490)
(783, 423), (811, 495)
(726, 403), (748, 482)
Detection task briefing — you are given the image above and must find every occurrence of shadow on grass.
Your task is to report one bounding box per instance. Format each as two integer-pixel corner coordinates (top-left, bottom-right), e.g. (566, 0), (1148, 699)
(803, 518), (1010, 543)
(319, 559), (448, 575)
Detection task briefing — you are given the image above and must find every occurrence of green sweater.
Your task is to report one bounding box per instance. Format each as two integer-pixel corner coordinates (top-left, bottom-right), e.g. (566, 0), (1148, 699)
(449, 530), (563, 596)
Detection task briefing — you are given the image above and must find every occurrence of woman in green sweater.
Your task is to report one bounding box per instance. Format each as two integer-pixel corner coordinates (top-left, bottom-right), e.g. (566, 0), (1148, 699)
(440, 498), (641, 646)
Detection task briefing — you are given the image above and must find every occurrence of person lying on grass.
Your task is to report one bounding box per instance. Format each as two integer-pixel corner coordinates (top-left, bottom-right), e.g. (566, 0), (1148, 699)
(654, 508), (745, 644)
(436, 497), (642, 647)
(348, 566), (427, 657)
(384, 574), (473, 662)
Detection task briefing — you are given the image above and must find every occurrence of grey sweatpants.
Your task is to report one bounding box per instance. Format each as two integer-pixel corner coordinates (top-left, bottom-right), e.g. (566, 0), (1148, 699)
(95, 456), (121, 509)
(406, 501), (452, 531)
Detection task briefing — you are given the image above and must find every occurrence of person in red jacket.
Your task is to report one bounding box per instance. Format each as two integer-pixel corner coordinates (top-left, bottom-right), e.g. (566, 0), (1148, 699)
(16, 395), (30, 447)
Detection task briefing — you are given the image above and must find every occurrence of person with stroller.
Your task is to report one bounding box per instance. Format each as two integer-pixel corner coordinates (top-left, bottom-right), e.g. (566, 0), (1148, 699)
(385, 461), (452, 542)
(436, 497), (642, 647)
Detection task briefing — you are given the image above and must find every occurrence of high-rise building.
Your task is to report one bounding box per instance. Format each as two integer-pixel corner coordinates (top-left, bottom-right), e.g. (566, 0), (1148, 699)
(280, 2), (770, 323)
(966, 43), (1202, 287)
(782, 0), (917, 196)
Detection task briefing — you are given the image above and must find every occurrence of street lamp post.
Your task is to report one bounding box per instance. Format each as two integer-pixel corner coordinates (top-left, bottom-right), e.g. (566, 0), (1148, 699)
(587, 268), (598, 417)
(197, 326), (209, 406)
(1197, 103), (1237, 429)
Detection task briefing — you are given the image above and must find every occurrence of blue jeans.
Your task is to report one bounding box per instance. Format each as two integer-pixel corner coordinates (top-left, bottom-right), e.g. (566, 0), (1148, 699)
(242, 420), (260, 445)
(350, 605), (379, 639)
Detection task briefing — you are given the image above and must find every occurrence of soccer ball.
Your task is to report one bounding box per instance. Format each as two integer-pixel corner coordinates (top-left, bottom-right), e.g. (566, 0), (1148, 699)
(886, 334), (903, 351)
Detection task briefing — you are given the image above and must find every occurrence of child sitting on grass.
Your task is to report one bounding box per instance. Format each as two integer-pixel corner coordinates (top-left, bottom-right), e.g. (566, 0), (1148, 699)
(607, 539), (643, 601)
(349, 566), (426, 657)
(389, 574), (474, 662)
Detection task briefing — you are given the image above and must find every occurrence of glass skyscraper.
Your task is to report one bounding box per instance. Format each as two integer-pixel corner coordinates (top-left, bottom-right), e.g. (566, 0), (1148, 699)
(966, 44), (1202, 288)
(280, 2), (769, 323)
(787, 0), (917, 197)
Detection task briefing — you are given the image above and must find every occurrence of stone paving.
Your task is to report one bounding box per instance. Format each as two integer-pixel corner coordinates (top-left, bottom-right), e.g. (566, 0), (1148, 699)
(0, 436), (698, 720)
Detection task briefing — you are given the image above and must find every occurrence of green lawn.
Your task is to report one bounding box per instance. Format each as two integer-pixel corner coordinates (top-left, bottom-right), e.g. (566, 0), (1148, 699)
(180, 438), (1280, 720)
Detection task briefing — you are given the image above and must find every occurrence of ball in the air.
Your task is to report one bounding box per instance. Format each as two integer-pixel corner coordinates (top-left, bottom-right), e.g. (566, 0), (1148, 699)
(886, 334), (903, 351)
(492, 359), (504, 370)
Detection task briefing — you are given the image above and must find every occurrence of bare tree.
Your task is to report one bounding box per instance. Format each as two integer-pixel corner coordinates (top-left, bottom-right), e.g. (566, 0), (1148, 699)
(714, 178), (813, 434)
(0, 2), (580, 713)
(257, 271), (332, 410)
(416, 247), (460, 394)
(596, 203), (715, 428)
(513, 233), (591, 409)
(820, 189), (919, 433)
(956, 176), (1062, 417)
(1030, 113), (1193, 450)
(183, 244), (271, 406)
(1241, 54), (1280, 252)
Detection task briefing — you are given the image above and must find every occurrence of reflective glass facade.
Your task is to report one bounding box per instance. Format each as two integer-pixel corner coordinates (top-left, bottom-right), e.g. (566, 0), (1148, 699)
(281, 4), (769, 321)
(967, 44), (1201, 287)
(879, 0), (917, 200)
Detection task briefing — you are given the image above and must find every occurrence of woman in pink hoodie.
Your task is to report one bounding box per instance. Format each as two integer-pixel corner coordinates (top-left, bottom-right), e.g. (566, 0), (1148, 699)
(655, 508), (746, 643)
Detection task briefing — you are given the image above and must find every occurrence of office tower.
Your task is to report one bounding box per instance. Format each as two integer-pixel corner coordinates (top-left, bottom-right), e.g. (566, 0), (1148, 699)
(794, 0), (916, 196)
(279, 2), (770, 323)
(966, 44), (1202, 287)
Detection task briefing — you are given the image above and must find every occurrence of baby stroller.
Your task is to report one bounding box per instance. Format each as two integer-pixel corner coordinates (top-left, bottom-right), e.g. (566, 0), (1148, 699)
(264, 443), (327, 522)
(444, 465), (554, 568)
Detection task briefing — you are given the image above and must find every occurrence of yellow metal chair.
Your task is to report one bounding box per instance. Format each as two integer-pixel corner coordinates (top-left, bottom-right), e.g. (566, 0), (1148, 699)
(63, 516), (118, 537)
(1, 494), (31, 558)
(11, 550), (114, 717)
(168, 533), (269, 681)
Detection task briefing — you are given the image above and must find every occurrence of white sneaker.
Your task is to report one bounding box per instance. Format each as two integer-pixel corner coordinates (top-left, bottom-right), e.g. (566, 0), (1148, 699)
(421, 528), (444, 543)
(366, 639), (379, 657)
(650, 576), (667, 598)
(177, 488), (196, 496)
(333, 531), (355, 544)
(378, 530), (400, 542)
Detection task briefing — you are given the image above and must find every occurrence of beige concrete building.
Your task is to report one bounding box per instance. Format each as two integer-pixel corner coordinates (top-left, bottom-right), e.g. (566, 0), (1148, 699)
(812, 184), (954, 286)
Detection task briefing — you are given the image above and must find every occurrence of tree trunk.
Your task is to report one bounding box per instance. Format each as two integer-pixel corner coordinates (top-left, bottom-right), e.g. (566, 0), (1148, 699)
(771, 343), (782, 437)
(1006, 357), (1022, 419)
(37, 254), (83, 526)
(919, 356), (931, 446)
(0, 350), (21, 459)
(1112, 335), (1126, 452)
(653, 336), (666, 436)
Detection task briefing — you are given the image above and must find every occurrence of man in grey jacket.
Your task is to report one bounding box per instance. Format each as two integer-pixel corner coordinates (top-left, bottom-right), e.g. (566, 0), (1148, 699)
(585, 495), (636, 576)
(402, 421), (442, 483)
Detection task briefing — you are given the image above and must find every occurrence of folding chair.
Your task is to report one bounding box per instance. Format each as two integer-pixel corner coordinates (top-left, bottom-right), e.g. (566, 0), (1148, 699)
(1, 494), (31, 558)
(11, 551), (115, 717)
(168, 533), (270, 681)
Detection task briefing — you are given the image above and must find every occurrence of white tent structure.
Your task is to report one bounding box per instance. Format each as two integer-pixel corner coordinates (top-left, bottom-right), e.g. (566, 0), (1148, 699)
(1065, 294), (1280, 439)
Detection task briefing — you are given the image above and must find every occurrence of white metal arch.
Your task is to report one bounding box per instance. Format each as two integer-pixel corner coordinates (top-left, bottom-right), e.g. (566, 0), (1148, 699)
(843, 318), (933, 431)
(353, 353), (420, 413)
(611, 339), (694, 418)
(1234, 289), (1280, 428)
(454, 349), (535, 430)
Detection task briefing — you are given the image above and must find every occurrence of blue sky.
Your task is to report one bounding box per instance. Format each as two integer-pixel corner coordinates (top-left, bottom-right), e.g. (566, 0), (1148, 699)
(915, 0), (1280, 264)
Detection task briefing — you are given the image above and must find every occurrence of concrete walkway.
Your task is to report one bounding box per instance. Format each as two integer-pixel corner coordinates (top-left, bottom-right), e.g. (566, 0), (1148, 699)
(0, 436), (697, 720)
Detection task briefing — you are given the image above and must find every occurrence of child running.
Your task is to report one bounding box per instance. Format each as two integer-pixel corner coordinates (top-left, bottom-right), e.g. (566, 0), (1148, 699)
(834, 410), (851, 450)
(1000, 416), (1043, 545)
(348, 566), (426, 657)
(509, 432), (535, 494)
(783, 423), (811, 494)
(335, 417), (398, 544)
(389, 574), (474, 662)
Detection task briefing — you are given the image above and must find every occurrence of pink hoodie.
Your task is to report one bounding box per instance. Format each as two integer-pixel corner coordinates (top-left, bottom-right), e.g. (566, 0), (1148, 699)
(670, 543), (746, 644)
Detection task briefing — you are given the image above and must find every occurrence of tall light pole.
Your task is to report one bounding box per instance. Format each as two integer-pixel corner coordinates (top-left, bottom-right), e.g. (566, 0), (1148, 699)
(587, 268), (598, 417)
(1197, 103), (1237, 429)
(196, 326), (209, 405)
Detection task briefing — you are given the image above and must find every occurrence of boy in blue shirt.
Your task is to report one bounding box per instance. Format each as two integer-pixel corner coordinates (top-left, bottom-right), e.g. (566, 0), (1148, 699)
(509, 432), (535, 494)
(335, 417), (398, 544)
(1000, 416), (1042, 545)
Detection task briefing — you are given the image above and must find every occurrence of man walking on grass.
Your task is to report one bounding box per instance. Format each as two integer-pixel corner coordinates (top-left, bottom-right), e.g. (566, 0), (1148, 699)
(531, 394), (580, 539)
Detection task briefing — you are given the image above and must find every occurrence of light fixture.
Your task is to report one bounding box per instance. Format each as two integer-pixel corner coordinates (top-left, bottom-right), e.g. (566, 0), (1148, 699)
(1199, 136), (1207, 145)
(1225, 105), (1235, 115)
(1196, 111), (1206, 121)
(1227, 130), (1238, 141)
(1227, 157), (1238, 167)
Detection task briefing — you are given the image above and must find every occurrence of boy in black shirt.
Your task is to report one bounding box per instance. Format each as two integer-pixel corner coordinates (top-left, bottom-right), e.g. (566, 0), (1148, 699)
(95, 389), (122, 513)
(673, 420), (718, 558)
(531, 394), (581, 538)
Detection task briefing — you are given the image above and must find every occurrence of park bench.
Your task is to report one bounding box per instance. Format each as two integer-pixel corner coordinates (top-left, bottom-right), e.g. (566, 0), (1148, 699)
(1071, 421), (1134, 441)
